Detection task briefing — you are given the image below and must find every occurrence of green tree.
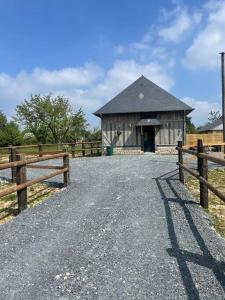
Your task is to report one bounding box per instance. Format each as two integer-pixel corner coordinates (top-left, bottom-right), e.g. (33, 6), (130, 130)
(185, 116), (197, 133)
(208, 110), (221, 123)
(0, 112), (22, 146)
(15, 94), (88, 143)
(65, 108), (88, 142)
(85, 127), (101, 141)
(0, 111), (7, 129)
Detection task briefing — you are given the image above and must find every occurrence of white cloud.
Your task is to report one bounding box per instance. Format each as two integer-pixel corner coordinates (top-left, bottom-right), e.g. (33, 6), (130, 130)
(114, 5), (201, 68)
(34, 64), (103, 87)
(114, 45), (125, 55)
(0, 64), (104, 118)
(93, 60), (173, 99)
(0, 63), (103, 99)
(159, 12), (191, 42)
(0, 60), (173, 126)
(114, 33), (170, 65)
(185, 1), (225, 69)
(183, 96), (221, 126)
(159, 7), (201, 43)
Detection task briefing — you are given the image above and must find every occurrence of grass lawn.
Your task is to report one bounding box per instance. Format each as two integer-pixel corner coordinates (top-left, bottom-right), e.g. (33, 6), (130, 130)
(0, 179), (60, 224)
(186, 168), (225, 238)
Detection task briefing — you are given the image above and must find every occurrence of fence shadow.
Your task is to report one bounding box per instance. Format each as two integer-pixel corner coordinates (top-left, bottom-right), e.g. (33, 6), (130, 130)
(154, 169), (225, 300)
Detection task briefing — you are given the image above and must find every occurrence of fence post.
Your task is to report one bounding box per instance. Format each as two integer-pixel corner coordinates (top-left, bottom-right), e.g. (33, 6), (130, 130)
(177, 141), (184, 184)
(71, 143), (75, 158)
(97, 142), (100, 156)
(16, 153), (27, 213)
(63, 148), (70, 187)
(38, 143), (43, 157)
(82, 142), (85, 157)
(8, 145), (17, 183)
(197, 139), (208, 209)
(91, 143), (93, 156)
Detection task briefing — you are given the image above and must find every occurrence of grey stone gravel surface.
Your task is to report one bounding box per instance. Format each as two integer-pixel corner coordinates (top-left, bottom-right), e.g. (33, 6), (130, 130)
(0, 155), (225, 299)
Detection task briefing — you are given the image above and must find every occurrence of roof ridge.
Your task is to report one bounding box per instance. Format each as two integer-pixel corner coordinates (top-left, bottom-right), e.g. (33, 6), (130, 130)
(94, 75), (193, 117)
(94, 76), (145, 114)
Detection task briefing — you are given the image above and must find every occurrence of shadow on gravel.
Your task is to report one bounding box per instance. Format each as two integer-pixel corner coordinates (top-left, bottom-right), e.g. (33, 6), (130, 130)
(154, 169), (225, 300)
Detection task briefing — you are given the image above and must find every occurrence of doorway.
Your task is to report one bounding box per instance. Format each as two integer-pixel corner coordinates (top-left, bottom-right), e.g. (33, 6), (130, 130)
(143, 126), (155, 152)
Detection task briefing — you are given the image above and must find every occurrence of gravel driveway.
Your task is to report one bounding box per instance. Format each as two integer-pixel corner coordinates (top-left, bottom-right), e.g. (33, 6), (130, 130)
(0, 155), (225, 299)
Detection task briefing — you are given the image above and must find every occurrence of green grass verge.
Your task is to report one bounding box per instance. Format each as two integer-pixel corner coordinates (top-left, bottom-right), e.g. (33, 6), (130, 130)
(186, 168), (225, 238)
(0, 180), (59, 224)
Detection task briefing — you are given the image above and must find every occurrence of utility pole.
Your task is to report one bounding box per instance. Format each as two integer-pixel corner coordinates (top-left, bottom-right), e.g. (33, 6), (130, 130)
(220, 52), (225, 142)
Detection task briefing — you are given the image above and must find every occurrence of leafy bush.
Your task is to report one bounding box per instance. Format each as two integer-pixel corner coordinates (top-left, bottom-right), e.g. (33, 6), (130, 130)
(85, 128), (101, 141)
(0, 117), (22, 146)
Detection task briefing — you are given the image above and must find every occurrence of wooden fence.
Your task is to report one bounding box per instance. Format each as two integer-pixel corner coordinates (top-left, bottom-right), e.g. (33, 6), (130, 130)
(177, 139), (225, 209)
(0, 152), (70, 213)
(186, 133), (224, 148)
(0, 141), (102, 160)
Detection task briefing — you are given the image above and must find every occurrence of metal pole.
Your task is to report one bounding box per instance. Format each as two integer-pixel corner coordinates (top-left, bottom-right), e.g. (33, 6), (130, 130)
(101, 115), (104, 155)
(220, 52), (225, 142)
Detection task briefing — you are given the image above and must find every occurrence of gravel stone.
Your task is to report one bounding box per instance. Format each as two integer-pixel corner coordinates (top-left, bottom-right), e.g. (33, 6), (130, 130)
(0, 155), (225, 299)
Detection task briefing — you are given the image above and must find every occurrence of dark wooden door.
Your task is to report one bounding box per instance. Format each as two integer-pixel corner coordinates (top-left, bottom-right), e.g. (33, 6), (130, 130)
(143, 126), (155, 152)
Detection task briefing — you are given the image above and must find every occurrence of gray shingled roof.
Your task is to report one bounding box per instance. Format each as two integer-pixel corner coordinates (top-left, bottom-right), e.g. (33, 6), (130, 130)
(198, 117), (223, 132)
(94, 75), (193, 117)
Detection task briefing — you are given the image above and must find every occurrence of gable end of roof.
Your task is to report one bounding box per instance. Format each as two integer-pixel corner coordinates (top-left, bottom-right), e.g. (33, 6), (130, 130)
(94, 75), (194, 117)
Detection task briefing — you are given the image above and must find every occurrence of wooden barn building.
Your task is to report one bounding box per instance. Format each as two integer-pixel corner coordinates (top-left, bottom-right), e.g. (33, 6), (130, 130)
(94, 75), (193, 154)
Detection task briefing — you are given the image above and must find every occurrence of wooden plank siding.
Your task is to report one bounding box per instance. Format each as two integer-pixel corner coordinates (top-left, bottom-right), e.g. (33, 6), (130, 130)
(102, 113), (140, 147)
(102, 111), (184, 148)
(156, 111), (184, 145)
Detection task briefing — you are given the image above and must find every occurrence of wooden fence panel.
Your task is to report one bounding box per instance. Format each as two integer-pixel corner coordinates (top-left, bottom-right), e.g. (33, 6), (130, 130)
(186, 133), (224, 146)
(177, 139), (225, 207)
(0, 152), (70, 214)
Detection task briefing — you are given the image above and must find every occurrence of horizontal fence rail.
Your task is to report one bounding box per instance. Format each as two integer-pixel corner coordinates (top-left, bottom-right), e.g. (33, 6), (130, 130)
(176, 139), (225, 208)
(0, 141), (101, 183)
(0, 152), (69, 170)
(0, 141), (102, 161)
(0, 140), (102, 149)
(0, 151), (70, 213)
(0, 168), (69, 198)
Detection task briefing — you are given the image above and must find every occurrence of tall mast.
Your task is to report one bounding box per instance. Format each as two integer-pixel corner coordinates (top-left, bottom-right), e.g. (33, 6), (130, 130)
(220, 52), (225, 141)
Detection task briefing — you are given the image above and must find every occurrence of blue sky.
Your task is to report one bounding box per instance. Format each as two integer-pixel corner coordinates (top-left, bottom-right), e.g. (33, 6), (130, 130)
(0, 0), (225, 128)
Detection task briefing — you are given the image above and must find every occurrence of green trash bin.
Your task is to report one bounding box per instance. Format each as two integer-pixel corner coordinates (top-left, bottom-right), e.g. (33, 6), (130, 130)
(106, 145), (113, 156)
